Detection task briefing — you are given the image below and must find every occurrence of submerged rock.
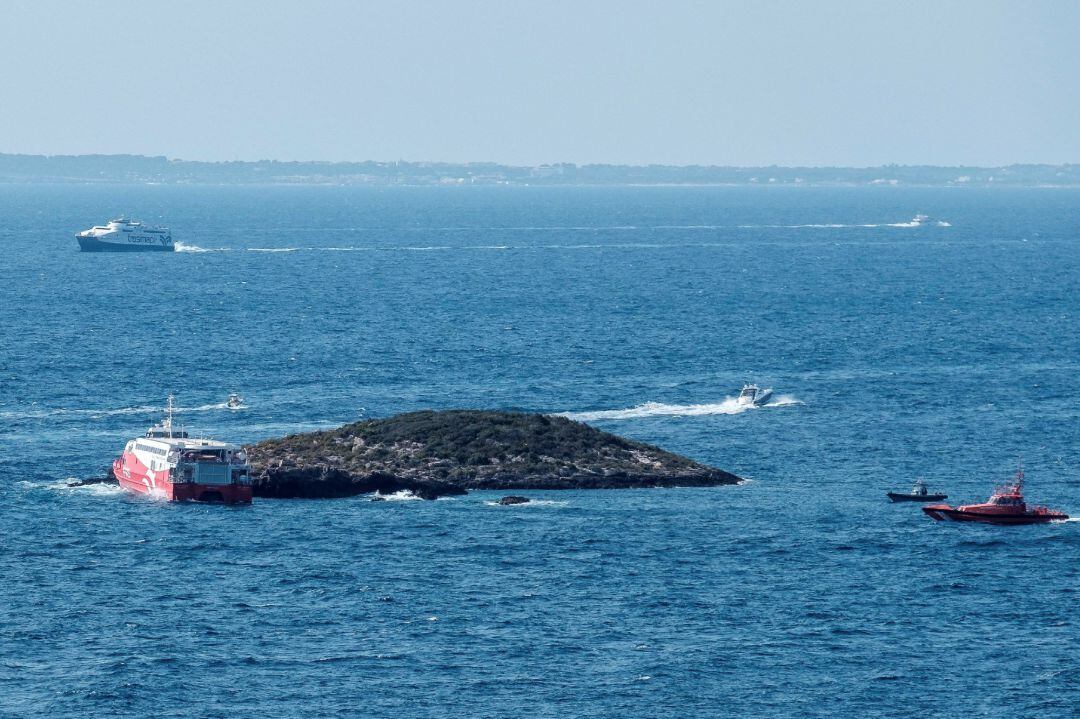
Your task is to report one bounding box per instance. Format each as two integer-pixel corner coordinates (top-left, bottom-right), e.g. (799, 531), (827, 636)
(246, 410), (741, 500)
(68, 471), (118, 488)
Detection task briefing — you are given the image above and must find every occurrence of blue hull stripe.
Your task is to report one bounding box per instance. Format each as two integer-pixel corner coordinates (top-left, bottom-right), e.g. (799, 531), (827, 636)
(77, 236), (174, 252)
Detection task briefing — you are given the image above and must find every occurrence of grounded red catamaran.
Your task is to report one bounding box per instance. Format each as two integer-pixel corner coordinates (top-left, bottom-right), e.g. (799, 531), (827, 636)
(113, 395), (252, 504)
(922, 467), (1067, 525)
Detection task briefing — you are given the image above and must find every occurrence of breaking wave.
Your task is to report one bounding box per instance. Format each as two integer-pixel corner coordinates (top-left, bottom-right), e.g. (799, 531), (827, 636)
(374, 490), (424, 501)
(561, 395), (801, 421)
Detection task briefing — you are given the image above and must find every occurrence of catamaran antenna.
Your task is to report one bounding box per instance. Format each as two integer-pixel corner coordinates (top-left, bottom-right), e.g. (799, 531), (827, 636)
(165, 393), (175, 437)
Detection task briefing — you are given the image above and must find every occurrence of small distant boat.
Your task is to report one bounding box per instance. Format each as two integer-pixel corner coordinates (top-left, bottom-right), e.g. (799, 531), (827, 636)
(911, 214), (935, 226)
(922, 467), (1068, 525)
(736, 383), (773, 407)
(76, 217), (173, 252)
(227, 393), (244, 409)
(887, 479), (947, 503)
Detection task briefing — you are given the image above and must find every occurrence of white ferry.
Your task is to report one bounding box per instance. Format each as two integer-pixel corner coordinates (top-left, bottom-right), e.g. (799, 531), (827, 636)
(112, 395), (252, 503)
(76, 217), (174, 252)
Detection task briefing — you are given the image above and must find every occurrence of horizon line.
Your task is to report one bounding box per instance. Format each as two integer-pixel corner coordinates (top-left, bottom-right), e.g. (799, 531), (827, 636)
(2, 152), (1078, 170)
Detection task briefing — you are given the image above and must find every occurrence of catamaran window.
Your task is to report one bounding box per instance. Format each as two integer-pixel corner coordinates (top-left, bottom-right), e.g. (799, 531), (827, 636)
(135, 442), (168, 456)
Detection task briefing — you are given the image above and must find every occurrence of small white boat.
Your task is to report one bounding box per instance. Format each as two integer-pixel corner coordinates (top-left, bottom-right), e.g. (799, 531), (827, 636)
(227, 393), (244, 409)
(736, 383), (773, 407)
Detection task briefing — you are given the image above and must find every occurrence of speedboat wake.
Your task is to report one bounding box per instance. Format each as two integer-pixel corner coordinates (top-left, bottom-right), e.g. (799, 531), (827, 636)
(560, 395), (800, 421)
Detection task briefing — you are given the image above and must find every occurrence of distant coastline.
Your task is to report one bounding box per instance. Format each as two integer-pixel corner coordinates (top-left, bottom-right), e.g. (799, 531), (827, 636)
(1, 153), (1078, 187)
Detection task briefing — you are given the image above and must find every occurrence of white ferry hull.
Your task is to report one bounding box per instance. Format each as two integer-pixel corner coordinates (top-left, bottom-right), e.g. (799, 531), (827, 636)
(77, 233), (174, 252)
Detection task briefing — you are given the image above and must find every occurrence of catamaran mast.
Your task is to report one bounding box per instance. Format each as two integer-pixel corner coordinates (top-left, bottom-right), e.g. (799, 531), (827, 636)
(164, 393), (175, 438)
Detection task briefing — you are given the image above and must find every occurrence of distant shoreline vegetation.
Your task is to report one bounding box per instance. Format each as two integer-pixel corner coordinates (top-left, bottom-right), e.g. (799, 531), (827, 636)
(1, 153), (1078, 186)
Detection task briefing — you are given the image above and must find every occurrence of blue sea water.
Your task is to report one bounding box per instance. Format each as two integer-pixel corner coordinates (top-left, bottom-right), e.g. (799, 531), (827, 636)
(1, 184), (1078, 718)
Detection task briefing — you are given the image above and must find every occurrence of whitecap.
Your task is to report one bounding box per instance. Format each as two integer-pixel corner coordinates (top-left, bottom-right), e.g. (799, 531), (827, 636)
(374, 490), (423, 501)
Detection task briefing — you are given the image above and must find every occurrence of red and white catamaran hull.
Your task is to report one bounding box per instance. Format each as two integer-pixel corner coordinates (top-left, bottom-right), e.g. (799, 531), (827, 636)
(113, 453), (252, 504)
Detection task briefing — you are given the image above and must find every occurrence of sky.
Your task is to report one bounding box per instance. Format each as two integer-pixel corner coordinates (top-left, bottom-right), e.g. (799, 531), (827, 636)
(1, 0), (1078, 166)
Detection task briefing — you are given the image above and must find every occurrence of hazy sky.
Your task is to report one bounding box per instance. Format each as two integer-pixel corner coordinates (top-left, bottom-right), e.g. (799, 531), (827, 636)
(2, 0), (1078, 166)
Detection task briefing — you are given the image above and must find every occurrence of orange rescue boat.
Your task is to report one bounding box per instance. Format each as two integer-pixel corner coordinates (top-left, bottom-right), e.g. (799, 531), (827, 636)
(922, 467), (1067, 525)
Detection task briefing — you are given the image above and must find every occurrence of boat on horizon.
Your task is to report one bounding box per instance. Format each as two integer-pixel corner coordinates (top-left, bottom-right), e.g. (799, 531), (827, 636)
(112, 395), (252, 503)
(922, 467), (1067, 525)
(736, 383), (773, 407)
(76, 217), (174, 252)
(887, 479), (947, 502)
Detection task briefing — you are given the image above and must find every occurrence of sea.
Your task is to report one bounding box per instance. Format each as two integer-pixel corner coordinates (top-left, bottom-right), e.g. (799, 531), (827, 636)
(1, 184), (1078, 718)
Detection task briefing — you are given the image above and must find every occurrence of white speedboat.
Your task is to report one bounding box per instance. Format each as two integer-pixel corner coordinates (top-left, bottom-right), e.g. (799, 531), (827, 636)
(76, 217), (173, 252)
(227, 393), (244, 409)
(736, 383), (773, 406)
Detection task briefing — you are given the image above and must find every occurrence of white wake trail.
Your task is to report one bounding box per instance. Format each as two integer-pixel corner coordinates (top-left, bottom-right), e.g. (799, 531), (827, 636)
(561, 395), (801, 421)
(175, 242), (227, 253)
(0, 401), (238, 420)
